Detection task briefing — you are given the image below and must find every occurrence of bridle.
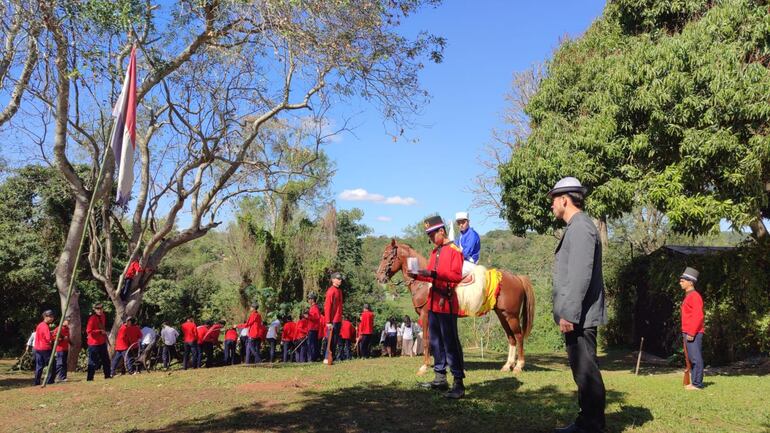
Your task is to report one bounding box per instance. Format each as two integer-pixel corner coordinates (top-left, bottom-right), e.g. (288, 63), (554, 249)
(382, 244), (399, 280)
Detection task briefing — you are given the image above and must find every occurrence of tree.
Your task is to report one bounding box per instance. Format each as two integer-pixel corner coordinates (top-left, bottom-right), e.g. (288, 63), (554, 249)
(499, 0), (770, 242)
(0, 0), (40, 127)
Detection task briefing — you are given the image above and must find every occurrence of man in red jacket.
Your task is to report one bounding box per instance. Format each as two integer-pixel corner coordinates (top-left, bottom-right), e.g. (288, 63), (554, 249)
(358, 304), (375, 358)
(281, 315), (295, 363)
(339, 317), (354, 361)
(86, 303), (112, 381)
(244, 303), (263, 364)
(224, 324), (238, 365)
(33, 310), (55, 385)
(110, 317), (142, 375)
(323, 272), (344, 364)
(410, 215), (465, 399)
(680, 267), (705, 390)
(294, 312), (309, 362)
(53, 317), (71, 382)
(180, 316), (199, 370)
(307, 293), (321, 361)
(120, 259), (143, 301)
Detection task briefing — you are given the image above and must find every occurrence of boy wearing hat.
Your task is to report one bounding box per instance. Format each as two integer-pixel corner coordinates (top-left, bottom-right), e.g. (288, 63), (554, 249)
(454, 211), (481, 278)
(410, 215), (466, 399)
(86, 303), (112, 381)
(33, 310), (55, 385)
(549, 177), (606, 433)
(323, 272), (344, 364)
(680, 267), (705, 390)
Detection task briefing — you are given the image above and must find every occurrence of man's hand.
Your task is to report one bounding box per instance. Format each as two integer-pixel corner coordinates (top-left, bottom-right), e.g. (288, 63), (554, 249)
(417, 270), (436, 278)
(326, 323), (333, 331)
(558, 318), (574, 334)
(686, 334), (695, 342)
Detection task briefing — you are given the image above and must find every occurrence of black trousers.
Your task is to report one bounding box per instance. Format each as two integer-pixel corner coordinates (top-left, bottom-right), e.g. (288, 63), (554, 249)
(329, 322), (341, 360)
(359, 334), (372, 358)
(87, 343), (111, 380)
(202, 342), (214, 367)
(565, 326), (606, 432)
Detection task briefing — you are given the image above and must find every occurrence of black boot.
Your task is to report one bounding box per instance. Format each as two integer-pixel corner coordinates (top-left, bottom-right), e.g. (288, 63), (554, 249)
(419, 372), (449, 390)
(444, 377), (465, 399)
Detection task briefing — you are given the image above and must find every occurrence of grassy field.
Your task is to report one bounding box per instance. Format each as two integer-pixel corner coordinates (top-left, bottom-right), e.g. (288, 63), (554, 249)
(0, 350), (768, 433)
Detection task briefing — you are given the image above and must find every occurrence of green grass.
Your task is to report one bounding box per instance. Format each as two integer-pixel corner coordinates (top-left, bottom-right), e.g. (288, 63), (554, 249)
(1, 351), (768, 433)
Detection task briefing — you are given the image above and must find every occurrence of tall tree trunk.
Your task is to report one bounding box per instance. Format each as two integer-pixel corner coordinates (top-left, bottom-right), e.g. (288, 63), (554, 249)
(749, 217), (768, 242)
(54, 197), (87, 368)
(107, 287), (145, 354)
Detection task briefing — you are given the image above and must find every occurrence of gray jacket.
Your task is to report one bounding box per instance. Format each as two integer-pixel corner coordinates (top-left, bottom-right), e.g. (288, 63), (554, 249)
(552, 211), (606, 328)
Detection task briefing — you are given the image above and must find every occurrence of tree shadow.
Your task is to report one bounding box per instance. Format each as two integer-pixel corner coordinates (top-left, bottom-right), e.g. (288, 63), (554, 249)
(0, 377), (33, 391)
(127, 377), (652, 433)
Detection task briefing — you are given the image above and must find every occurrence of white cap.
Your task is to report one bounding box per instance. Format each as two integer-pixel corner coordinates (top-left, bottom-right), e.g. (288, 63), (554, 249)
(547, 177), (587, 197)
(455, 211), (469, 221)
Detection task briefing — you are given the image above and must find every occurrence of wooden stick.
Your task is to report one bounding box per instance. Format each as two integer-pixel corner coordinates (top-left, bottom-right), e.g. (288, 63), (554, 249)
(635, 337), (644, 375)
(683, 336), (692, 386)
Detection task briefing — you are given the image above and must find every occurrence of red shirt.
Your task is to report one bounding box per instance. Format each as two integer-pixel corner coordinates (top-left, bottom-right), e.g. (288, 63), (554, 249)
(54, 325), (70, 352)
(245, 311), (262, 338)
(319, 314), (326, 338)
(359, 310), (374, 335)
(295, 319), (308, 339)
(181, 321), (198, 343)
(224, 329), (238, 341)
(324, 285), (343, 324)
(125, 260), (143, 278)
(115, 324), (142, 351)
(340, 320), (353, 339)
(204, 324), (222, 343)
(34, 321), (53, 351)
(681, 290), (705, 335)
(258, 324), (267, 340)
(415, 242), (463, 314)
(281, 321), (296, 342)
(196, 325), (209, 344)
(308, 304), (321, 331)
(86, 313), (107, 346)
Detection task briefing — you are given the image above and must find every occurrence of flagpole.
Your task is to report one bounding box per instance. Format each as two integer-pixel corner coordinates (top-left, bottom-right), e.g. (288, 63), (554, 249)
(42, 132), (114, 388)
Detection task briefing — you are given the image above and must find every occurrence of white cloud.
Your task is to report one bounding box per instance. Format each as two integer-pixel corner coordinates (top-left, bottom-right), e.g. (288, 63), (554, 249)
(339, 188), (417, 206)
(376, 216), (393, 222)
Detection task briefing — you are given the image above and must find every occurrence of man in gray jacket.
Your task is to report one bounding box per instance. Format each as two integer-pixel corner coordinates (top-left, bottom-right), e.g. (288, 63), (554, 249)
(549, 176), (606, 433)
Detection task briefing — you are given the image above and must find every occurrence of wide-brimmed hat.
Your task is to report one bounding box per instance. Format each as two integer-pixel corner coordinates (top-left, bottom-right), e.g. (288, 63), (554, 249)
(424, 215), (446, 234)
(680, 267), (699, 282)
(547, 176), (587, 197)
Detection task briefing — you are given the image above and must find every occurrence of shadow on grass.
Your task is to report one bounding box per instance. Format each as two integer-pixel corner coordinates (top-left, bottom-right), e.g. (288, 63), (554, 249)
(127, 378), (652, 433)
(0, 377), (31, 391)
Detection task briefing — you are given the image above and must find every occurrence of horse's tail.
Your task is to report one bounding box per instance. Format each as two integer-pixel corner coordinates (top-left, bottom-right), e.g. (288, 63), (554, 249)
(517, 275), (535, 340)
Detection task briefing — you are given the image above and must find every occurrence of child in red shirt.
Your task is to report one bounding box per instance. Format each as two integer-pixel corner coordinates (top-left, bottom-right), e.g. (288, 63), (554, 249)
(53, 317), (71, 382)
(33, 310), (55, 385)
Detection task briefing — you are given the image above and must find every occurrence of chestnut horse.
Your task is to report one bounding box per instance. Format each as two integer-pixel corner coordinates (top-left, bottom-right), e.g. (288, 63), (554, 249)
(376, 240), (535, 374)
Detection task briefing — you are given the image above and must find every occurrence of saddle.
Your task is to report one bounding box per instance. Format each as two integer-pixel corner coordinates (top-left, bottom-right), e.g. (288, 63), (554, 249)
(456, 265), (488, 316)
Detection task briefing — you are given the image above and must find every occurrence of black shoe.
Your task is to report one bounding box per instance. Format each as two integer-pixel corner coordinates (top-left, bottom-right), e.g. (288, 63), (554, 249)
(419, 372), (449, 390)
(554, 424), (587, 433)
(443, 378), (465, 399)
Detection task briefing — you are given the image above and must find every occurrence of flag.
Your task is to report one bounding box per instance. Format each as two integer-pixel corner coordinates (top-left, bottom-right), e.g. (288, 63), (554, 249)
(110, 46), (138, 206)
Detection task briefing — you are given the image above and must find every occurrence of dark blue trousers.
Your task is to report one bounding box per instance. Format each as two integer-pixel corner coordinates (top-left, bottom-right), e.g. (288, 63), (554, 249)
(359, 334), (372, 358)
(223, 340), (236, 365)
(307, 331), (319, 361)
(339, 339), (351, 360)
(87, 343), (111, 380)
(183, 342), (199, 369)
(34, 350), (54, 385)
(267, 338), (277, 362)
(111, 349), (135, 374)
(329, 322), (341, 360)
(685, 332), (705, 388)
(162, 344), (175, 369)
(282, 341), (293, 362)
(55, 351), (68, 380)
(428, 310), (465, 379)
(246, 337), (261, 364)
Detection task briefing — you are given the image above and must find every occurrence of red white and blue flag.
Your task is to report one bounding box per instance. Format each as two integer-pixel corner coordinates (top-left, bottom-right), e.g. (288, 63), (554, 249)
(110, 46), (138, 206)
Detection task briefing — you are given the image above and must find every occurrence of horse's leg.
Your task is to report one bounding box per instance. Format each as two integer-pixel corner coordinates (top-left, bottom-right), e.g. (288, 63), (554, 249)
(514, 329), (525, 373)
(418, 306), (430, 376)
(494, 309), (517, 372)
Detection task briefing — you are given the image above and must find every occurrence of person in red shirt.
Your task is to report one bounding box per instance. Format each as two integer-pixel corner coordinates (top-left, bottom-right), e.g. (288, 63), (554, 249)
(410, 215), (465, 399)
(294, 312), (309, 362)
(196, 322), (210, 368)
(120, 259), (143, 301)
(224, 324), (239, 365)
(281, 315), (295, 363)
(680, 267), (705, 390)
(180, 316), (199, 370)
(53, 317), (71, 382)
(33, 310), (55, 385)
(244, 303), (263, 364)
(339, 317), (354, 360)
(358, 304), (375, 358)
(110, 317), (143, 375)
(323, 272), (344, 364)
(307, 293), (321, 361)
(318, 312), (327, 360)
(86, 303), (112, 381)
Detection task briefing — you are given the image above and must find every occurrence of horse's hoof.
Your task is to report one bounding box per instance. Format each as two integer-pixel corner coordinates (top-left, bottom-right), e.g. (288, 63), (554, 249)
(416, 365), (428, 376)
(500, 364), (511, 372)
(513, 366), (523, 374)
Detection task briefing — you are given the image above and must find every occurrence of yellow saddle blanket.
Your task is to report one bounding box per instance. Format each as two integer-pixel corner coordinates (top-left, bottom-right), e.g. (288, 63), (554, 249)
(456, 265), (502, 317)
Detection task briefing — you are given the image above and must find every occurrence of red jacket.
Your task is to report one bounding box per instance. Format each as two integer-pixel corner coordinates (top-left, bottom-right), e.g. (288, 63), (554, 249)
(324, 286), (343, 324)
(258, 323), (267, 340)
(181, 321), (198, 344)
(281, 321), (296, 342)
(224, 328), (238, 341)
(125, 260), (143, 278)
(415, 242), (463, 314)
(295, 319), (309, 340)
(86, 313), (107, 346)
(196, 325), (209, 344)
(359, 310), (374, 335)
(681, 290), (705, 336)
(115, 324), (142, 351)
(308, 304), (321, 331)
(340, 320), (354, 340)
(245, 311), (262, 339)
(204, 324), (222, 343)
(34, 321), (53, 351)
(54, 325), (70, 352)
(319, 314), (326, 338)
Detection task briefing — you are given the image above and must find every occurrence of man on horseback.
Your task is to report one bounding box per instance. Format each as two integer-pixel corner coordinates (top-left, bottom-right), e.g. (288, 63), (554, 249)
(410, 215), (466, 399)
(454, 211), (480, 278)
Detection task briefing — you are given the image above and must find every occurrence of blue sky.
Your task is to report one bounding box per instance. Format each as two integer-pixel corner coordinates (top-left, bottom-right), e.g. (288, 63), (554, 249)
(327, 1), (607, 237)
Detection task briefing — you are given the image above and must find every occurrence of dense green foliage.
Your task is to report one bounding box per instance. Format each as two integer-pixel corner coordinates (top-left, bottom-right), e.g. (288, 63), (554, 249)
(499, 0), (770, 239)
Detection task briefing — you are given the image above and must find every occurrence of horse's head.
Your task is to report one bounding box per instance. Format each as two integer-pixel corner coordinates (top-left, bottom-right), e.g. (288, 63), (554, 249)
(376, 239), (402, 284)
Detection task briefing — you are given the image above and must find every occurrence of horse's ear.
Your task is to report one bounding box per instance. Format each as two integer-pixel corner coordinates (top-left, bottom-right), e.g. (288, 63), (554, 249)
(390, 238), (396, 247)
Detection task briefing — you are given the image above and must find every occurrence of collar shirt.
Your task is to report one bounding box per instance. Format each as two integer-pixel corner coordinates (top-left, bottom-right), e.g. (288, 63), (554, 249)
(457, 227), (481, 263)
(266, 319), (281, 339)
(161, 326), (179, 345)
